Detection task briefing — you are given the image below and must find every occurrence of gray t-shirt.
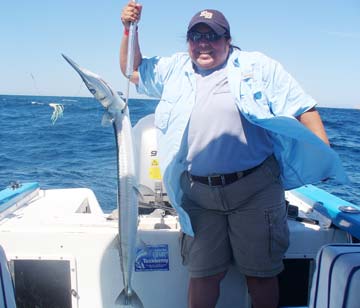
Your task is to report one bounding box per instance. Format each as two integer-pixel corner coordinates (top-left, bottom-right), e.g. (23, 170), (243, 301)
(186, 64), (273, 176)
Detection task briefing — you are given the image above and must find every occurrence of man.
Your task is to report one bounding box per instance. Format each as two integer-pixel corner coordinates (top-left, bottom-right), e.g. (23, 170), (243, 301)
(120, 2), (347, 308)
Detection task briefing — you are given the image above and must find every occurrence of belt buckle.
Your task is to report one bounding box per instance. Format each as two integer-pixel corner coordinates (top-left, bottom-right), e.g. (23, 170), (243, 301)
(208, 175), (223, 186)
(207, 175), (225, 186)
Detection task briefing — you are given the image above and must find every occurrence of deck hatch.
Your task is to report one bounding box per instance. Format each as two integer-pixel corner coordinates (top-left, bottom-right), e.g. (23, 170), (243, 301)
(9, 256), (77, 308)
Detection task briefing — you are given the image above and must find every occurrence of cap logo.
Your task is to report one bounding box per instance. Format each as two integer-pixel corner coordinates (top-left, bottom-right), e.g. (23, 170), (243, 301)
(199, 10), (213, 19)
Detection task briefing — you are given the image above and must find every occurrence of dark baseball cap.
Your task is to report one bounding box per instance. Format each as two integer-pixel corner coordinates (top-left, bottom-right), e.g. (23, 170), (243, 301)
(187, 9), (230, 35)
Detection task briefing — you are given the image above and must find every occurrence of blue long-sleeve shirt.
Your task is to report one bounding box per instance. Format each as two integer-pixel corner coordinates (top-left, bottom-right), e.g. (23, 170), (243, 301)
(137, 48), (348, 236)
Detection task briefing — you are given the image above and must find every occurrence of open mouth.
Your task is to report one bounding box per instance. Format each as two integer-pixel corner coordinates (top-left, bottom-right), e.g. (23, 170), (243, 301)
(198, 50), (212, 55)
(197, 52), (213, 59)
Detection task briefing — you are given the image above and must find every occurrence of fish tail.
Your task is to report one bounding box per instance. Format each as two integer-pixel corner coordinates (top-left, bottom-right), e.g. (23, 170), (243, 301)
(115, 287), (144, 308)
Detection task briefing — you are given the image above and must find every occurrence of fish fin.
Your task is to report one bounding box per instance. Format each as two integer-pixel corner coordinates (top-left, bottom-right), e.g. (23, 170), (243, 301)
(115, 288), (144, 308)
(101, 112), (114, 126)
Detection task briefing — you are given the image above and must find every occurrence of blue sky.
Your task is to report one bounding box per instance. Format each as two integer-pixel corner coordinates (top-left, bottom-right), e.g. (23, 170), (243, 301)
(1, 0), (359, 108)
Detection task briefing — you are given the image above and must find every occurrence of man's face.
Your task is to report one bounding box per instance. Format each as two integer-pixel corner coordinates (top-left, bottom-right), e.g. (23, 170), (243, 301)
(188, 24), (230, 70)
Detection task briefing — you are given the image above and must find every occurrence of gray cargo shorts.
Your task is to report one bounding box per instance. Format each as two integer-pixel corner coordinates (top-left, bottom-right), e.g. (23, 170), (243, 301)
(180, 155), (289, 278)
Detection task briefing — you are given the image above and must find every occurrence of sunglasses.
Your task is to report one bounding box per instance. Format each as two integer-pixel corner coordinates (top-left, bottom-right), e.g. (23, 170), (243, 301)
(187, 31), (223, 42)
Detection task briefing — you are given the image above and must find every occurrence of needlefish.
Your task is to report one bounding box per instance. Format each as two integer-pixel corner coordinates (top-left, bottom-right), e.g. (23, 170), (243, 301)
(62, 54), (144, 308)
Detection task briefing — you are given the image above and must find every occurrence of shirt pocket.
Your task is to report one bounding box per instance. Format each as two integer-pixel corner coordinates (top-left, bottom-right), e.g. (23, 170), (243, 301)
(242, 77), (267, 103)
(154, 100), (174, 132)
(240, 78), (272, 118)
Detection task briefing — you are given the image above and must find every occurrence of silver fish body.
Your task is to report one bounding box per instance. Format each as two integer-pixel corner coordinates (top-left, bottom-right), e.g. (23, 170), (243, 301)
(62, 54), (143, 308)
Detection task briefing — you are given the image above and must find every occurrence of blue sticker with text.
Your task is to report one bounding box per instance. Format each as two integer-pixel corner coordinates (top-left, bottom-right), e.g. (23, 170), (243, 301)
(135, 244), (169, 272)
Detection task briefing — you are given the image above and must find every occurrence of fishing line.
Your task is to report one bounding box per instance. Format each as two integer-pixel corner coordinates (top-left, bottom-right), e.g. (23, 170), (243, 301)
(30, 73), (41, 96)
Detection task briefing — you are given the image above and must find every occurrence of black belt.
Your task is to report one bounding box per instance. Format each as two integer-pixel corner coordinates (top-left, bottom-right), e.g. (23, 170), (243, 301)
(190, 165), (259, 187)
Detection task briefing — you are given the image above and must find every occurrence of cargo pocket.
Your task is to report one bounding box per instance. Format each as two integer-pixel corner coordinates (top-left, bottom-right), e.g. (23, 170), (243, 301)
(179, 232), (193, 266)
(266, 205), (289, 261)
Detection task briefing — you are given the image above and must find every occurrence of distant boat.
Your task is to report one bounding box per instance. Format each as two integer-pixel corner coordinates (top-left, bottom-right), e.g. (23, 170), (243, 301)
(62, 98), (78, 102)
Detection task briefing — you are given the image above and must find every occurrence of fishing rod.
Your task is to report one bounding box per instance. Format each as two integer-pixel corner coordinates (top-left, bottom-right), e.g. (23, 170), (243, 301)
(124, 0), (138, 109)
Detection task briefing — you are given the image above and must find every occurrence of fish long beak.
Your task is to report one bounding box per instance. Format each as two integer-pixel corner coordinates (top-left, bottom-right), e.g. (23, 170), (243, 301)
(62, 54), (98, 96)
(62, 54), (126, 111)
(62, 54), (81, 75)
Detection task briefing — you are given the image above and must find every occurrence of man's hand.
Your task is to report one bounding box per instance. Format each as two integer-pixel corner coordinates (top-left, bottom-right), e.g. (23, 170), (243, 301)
(121, 1), (142, 29)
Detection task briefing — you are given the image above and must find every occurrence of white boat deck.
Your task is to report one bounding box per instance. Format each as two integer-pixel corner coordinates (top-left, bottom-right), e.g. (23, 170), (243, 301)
(1, 188), (108, 230)
(0, 185), (352, 308)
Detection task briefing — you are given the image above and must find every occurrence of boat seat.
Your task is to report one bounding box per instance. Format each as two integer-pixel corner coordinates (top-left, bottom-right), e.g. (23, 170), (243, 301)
(309, 243), (360, 308)
(0, 245), (16, 308)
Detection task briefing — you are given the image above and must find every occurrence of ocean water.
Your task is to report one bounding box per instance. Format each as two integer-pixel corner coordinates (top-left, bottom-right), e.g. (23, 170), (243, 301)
(0, 95), (359, 212)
